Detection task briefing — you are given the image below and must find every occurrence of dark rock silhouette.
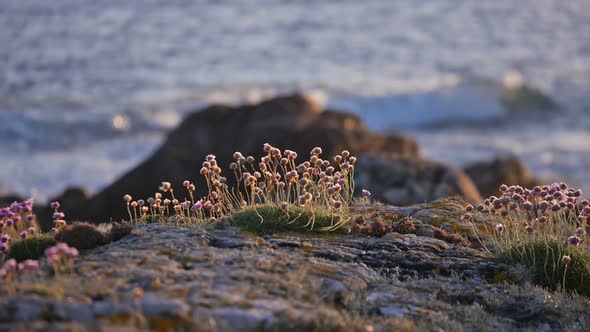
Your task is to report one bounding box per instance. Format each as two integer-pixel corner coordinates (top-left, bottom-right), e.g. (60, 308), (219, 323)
(355, 155), (482, 206)
(85, 94), (420, 222)
(464, 155), (540, 198)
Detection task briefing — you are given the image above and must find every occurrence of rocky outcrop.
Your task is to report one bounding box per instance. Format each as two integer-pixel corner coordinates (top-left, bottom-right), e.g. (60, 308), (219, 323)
(1, 200), (587, 331)
(85, 94), (419, 222)
(464, 156), (540, 198)
(355, 155), (482, 206)
(0, 194), (22, 210)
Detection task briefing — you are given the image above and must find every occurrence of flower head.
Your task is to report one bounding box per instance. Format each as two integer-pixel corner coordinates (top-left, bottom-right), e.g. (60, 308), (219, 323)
(495, 223), (505, 233)
(1, 259), (17, 273)
(568, 235), (581, 246)
(19, 259), (39, 272)
(0, 234), (10, 244)
(280, 202), (288, 212)
(160, 182), (172, 192)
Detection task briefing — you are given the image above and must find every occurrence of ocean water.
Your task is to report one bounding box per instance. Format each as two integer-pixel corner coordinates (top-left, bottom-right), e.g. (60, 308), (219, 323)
(1, 0), (590, 202)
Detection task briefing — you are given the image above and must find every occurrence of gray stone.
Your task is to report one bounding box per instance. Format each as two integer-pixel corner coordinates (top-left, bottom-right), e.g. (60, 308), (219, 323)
(139, 295), (189, 317)
(14, 301), (43, 321)
(355, 155), (482, 206)
(53, 302), (94, 324)
(378, 304), (409, 318)
(1, 216), (588, 332)
(199, 307), (276, 332)
(415, 225), (435, 238)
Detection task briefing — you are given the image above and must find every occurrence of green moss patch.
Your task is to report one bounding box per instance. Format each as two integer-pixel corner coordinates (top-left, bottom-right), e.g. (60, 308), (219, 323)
(497, 240), (590, 296)
(224, 205), (350, 235)
(6, 235), (56, 262)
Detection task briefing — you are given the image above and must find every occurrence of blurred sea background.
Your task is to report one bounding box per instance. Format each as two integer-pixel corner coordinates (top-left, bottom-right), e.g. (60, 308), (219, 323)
(1, 0), (590, 202)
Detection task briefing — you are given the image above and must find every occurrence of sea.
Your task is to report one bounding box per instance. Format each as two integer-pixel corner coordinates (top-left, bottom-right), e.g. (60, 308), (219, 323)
(1, 0), (590, 202)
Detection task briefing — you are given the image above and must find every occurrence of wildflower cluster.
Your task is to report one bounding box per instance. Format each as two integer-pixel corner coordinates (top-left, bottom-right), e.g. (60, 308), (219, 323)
(44, 242), (79, 264)
(464, 183), (590, 293)
(0, 199), (81, 282)
(50, 201), (67, 233)
(126, 144), (362, 231)
(463, 182), (587, 253)
(0, 258), (40, 279)
(0, 199), (38, 254)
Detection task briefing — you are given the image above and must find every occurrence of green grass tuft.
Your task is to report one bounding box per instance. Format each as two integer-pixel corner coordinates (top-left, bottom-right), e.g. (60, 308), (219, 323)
(497, 240), (590, 296)
(6, 235), (57, 262)
(224, 204), (351, 234)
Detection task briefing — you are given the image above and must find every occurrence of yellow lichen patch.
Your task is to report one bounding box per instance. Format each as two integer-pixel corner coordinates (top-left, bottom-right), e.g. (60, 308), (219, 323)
(493, 271), (508, 283)
(148, 316), (188, 332)
(98, 312), (143, 327)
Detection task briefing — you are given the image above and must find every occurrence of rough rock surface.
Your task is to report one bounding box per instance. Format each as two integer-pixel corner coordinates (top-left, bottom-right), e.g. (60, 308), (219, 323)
(464, 156), (541, 198)
(355, 155), (482, 206)
(84, 94), (420, 223)
(2, 200), (588, 332)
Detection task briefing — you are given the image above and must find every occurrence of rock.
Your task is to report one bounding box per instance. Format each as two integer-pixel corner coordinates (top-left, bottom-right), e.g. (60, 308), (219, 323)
(415, 225), (435, 238)
(1, 218), (589, 331)
(356, 155), (482, 205)
(13, 299), (43, 321)
(52, 302), (94, 324)
(0, 194), (23, 209)
(464, 156), (540, 198)
(378, 304), (409, 318)
(200, 307), (277, 331)
(500, 84), (559, 113)
(320, 279), (348, 304)
(85, 94), (419, 222)
(35, 187), (92, 231)
(140, 296), (189, 317)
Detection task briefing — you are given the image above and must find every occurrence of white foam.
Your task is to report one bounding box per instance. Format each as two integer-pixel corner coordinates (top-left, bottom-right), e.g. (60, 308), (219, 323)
(327, 79), (506, 130)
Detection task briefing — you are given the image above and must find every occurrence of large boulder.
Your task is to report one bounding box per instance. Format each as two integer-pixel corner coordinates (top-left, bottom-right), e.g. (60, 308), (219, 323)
(355, 155), (482, 206)
(464, 156), (540, 198)
(34, 187), (92, 231)
(0, 194), (23, 211)
(86, 94), (419, 222)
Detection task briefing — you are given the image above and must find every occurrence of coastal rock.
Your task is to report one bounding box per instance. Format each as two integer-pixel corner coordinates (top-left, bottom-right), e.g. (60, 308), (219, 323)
(86, 94), (419, 222)
(33, 187), (92, 231)
(0, 194), (23, 209)
(464, 156), (540, 198)
(355, 155), (482, 205)
(1, 212), (588, 331)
